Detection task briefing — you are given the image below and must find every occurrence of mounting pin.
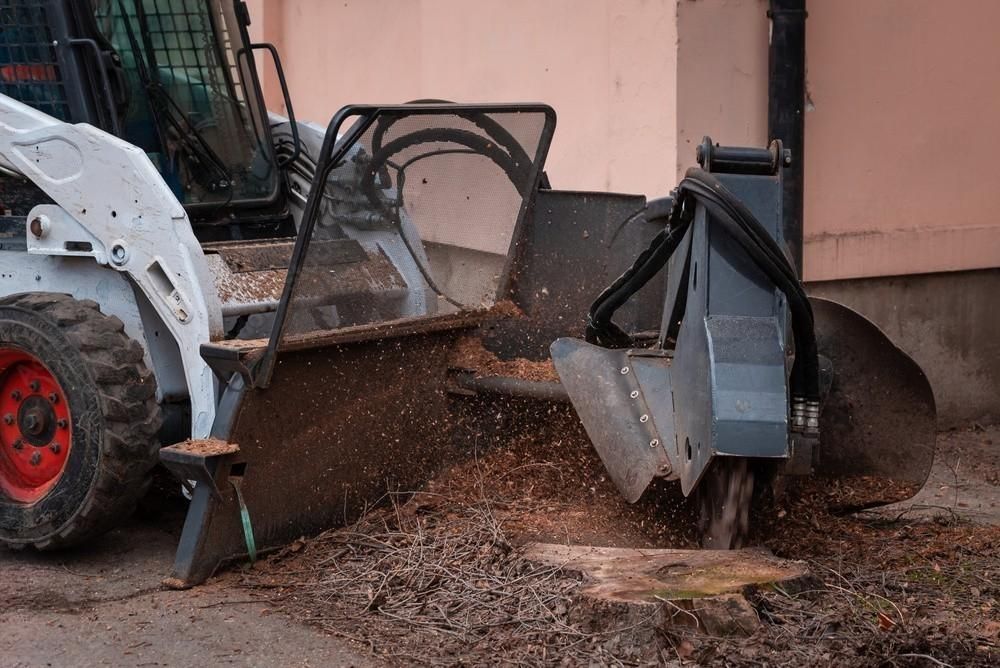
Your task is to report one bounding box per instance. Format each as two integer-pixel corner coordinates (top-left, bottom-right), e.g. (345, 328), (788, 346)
(28, 215), (51, 239)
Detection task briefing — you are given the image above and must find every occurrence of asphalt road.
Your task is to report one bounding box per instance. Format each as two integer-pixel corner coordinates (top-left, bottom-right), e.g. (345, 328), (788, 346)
(0, 504), (375, 668)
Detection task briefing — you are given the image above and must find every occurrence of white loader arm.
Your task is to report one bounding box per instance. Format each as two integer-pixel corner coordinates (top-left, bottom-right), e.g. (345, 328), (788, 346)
(0, 94), (223, 439)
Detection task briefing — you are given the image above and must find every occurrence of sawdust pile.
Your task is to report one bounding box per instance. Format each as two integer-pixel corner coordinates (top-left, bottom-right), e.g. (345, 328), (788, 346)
(449, 335), (559, 383)
(447, 299), (559, 383)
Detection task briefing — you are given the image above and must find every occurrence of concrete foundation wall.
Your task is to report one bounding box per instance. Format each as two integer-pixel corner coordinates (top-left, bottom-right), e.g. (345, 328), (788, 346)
(808, 270), (1000, 428)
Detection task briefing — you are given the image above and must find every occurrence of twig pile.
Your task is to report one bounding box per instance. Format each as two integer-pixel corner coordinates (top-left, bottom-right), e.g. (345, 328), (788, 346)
(692, 511), (1000, 667)
(243, 487), (651, 666)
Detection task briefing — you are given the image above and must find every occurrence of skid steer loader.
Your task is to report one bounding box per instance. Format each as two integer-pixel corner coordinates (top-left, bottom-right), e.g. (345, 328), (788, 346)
(0, 0), (935, 586)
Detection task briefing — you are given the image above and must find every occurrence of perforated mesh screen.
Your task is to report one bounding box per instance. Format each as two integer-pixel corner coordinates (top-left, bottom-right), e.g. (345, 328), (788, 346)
(0, 0), (70, 121)
(279, 107), (553, 342)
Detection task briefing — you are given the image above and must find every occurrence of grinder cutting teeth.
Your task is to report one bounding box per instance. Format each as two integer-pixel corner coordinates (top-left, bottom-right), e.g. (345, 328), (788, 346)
(551, 137), (936, 548)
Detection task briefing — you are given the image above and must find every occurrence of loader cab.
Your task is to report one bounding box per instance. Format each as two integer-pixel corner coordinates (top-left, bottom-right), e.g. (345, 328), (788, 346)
(0, 0), (289, 240)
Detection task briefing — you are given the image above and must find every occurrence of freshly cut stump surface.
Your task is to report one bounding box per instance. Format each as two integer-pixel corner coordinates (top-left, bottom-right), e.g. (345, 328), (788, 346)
(526, 543), (813, 638)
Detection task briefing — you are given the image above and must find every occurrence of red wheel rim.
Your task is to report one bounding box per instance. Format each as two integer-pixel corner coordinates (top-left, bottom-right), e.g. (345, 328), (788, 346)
(0, 348), (72, 503)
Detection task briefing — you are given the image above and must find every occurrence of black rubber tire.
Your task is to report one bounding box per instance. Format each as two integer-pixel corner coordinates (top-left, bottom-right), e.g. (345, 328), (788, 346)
(0, 293), (161, 549)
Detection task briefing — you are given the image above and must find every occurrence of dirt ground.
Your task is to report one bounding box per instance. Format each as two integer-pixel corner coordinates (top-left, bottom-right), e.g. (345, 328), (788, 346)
(241, 425), (999, 667)
(0, 505), (376, 667)
(1, 426), (997, 667)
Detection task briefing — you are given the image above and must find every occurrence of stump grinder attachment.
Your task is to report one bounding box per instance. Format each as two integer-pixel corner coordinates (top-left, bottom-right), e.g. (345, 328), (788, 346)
(551, 139), (936, 547)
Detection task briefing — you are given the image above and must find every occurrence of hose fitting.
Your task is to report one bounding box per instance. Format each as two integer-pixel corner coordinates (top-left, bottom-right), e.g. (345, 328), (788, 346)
(791, 396), (821, 436)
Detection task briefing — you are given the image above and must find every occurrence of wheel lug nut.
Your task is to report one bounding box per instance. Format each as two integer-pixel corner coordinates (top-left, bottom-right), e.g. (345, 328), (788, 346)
(47, 393), (59, 404)
(2, 413), (12, 425)
(57, 418), (68, 429)
(29, 451), (41, 466)
(10, 390), (20, 401)
(12, 438), (22, 451)
(49, 443), (60, 454)
(28, 380), (39, 392)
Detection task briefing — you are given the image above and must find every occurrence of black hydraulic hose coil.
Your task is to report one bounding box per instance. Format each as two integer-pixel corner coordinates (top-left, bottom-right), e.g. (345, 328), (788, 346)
(586, 168), (819, 402)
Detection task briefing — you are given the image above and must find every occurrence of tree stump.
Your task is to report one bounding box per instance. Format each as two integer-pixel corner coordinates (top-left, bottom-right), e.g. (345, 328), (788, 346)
(525, 543), (815, 656)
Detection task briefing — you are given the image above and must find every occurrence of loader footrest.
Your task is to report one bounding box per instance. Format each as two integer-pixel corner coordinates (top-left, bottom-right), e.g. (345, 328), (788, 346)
(159, 439), (241, 500)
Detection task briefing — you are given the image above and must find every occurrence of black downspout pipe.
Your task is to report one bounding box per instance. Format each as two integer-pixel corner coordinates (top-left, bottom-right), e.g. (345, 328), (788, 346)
(768, 0), (807, 278)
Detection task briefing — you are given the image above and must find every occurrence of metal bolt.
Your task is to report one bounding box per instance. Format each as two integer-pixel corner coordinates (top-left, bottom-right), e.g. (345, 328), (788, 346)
(28, 380), (40, 392)
(649, 439), (660, 449)
(10, 390), (20, 401)
(3, 413), (12, 425)
(28, 215), (50, 239)
(620, 366), (630, 375)
(48, 393), (59, 404)
(29, 451), (41, 466)
(629, 390), (639, 399)
(12, 438), (22, 451)
(57, 418), (68, 429)
(49, 443), (60, 454)
(110, 244), (128, 265)
(639, 414), (649, 423)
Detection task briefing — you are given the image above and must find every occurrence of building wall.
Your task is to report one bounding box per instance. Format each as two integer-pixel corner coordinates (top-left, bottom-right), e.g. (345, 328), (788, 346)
(673, 0), (1000, 281)
(246, 0), (1000, 424)
(246, 0), (679, 197)
(674, 0), (769, 177)
(803, 0), (1000, 281)
(250, 0), (1000, 280)
(670, 0), (1000, 423)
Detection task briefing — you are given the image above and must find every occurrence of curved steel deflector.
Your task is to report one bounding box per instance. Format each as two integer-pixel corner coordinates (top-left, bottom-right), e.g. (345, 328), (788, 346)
(809, 297), (937, 510)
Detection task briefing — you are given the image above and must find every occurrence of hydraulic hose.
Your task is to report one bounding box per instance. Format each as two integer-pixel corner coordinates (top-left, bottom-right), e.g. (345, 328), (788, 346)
(370, 103), (534, 187)
(586, 218), (690, 348)
(360, 126), (530, 212)
(586, 167), (819, 402)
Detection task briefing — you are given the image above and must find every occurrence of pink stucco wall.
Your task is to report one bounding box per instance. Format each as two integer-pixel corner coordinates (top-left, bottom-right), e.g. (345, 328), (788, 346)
(247, 0), (1000, 281)
(247, 0), (679, 197)
(675, 0), (769, 177)
(802, 0), (1000, 280)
